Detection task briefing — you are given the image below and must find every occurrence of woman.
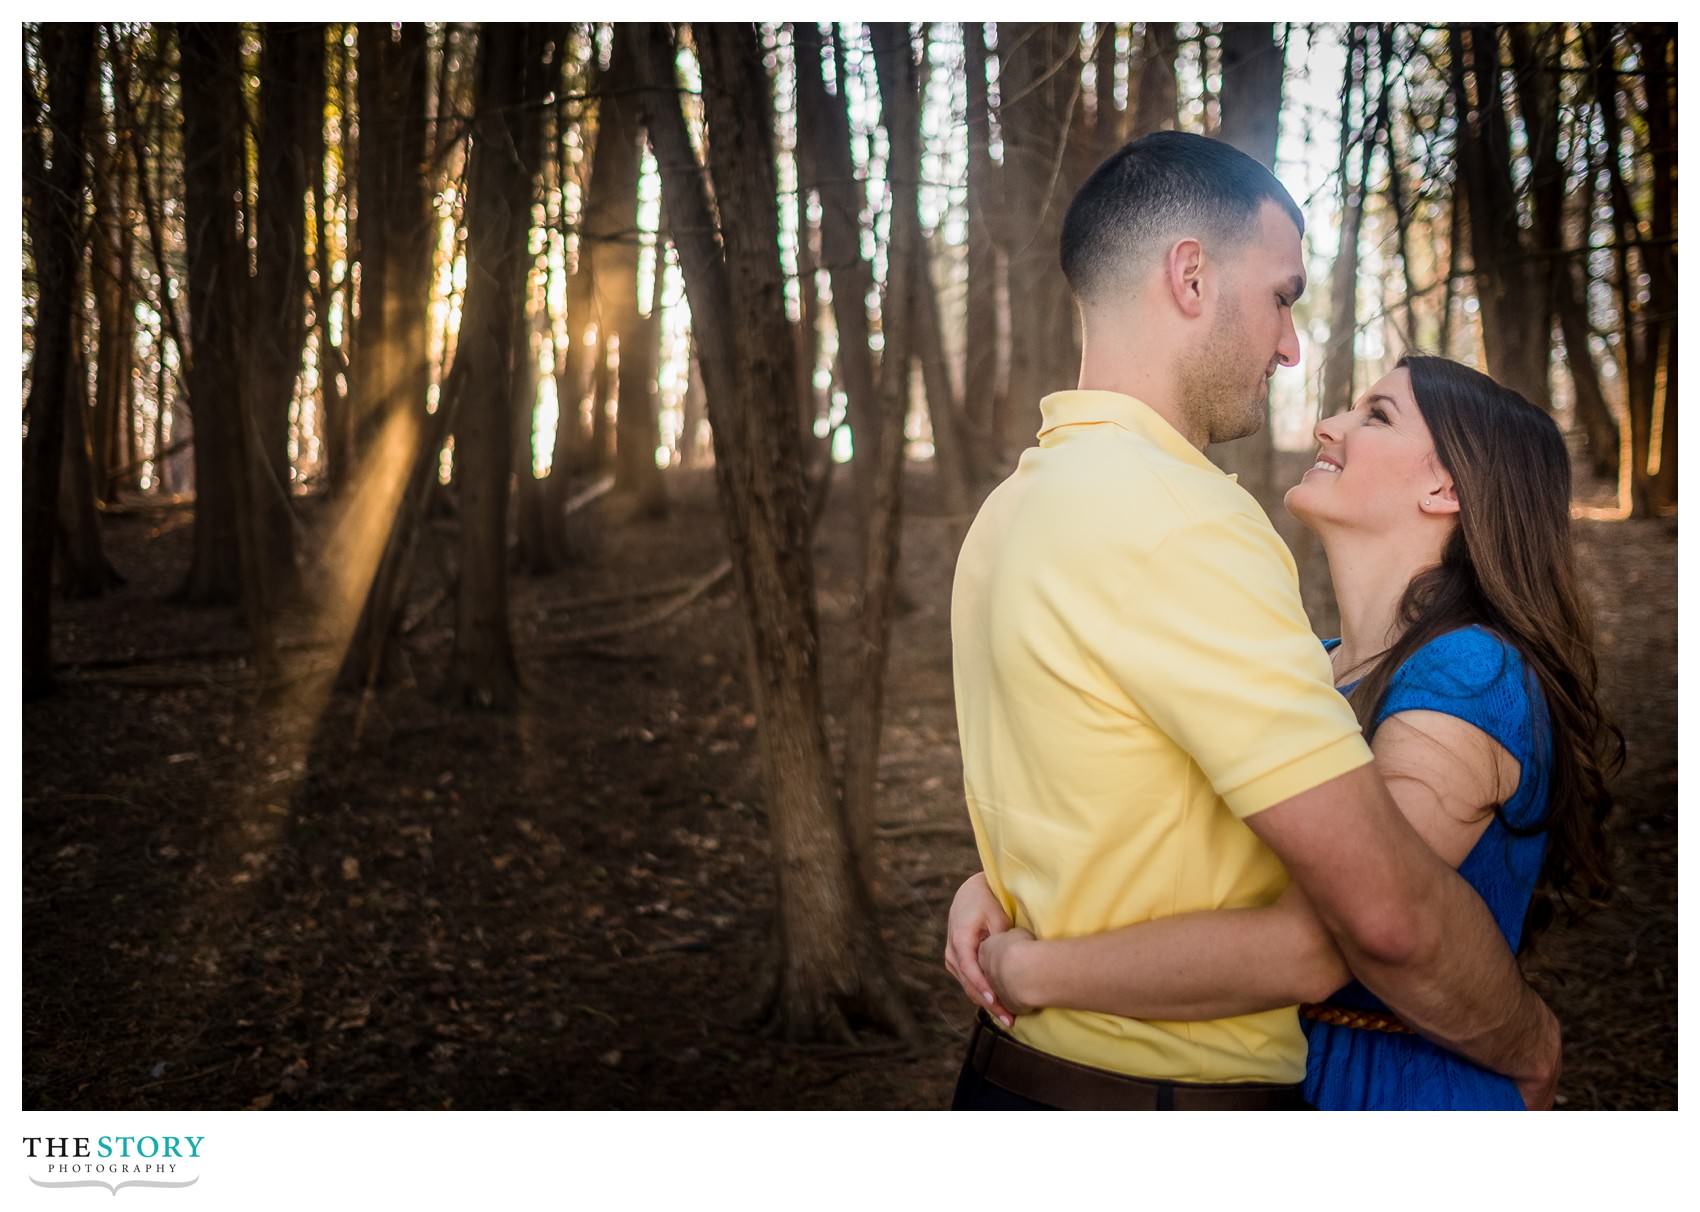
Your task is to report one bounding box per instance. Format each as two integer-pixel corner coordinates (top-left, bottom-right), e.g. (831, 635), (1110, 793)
(945, 355), (1622, 1110)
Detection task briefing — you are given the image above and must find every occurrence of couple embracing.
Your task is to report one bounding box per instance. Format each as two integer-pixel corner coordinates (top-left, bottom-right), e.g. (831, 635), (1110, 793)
(942, 131), (1620, 1111)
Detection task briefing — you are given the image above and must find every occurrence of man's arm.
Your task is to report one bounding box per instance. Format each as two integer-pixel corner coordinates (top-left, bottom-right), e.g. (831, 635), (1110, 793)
(1244, 760), (1561, 1108)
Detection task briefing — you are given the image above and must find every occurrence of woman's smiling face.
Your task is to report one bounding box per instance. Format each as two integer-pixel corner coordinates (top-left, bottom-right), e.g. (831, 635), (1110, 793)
(1284, 368), (1460, 535)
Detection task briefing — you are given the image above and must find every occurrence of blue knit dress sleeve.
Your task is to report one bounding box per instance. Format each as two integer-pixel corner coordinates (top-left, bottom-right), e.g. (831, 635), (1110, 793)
(1300, 626), (1553, 1109)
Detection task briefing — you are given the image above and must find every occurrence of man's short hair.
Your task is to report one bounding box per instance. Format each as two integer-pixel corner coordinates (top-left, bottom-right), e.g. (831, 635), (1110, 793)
(1060, 130), (1305, 303)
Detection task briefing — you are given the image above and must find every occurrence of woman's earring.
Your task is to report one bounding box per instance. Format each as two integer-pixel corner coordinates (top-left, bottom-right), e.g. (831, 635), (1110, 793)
(1422, 497), (1432, 510)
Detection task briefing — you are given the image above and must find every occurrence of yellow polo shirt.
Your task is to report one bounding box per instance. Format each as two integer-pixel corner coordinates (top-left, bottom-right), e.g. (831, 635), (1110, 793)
(951, 389), (1373, 1084)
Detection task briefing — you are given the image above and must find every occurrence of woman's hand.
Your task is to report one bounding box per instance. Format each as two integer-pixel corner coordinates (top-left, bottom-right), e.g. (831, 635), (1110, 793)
(944, 872), (1018, 1027)
(978, 927), (1039, 1016)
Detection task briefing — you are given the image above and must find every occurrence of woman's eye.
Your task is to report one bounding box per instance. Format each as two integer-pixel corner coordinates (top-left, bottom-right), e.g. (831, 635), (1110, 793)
(1368, 408), (1389, 424)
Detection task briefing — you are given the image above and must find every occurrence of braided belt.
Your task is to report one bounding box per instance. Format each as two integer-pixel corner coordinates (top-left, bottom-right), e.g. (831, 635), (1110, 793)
(1300, 1002), (1414, 1034)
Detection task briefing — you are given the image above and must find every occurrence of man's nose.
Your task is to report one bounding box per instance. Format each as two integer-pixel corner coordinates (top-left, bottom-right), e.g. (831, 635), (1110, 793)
(1276, 310), (1301, 368)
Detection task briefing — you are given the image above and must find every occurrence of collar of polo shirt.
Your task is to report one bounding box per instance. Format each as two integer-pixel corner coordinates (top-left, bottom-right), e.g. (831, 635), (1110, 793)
(1035, 389), (1234, 481)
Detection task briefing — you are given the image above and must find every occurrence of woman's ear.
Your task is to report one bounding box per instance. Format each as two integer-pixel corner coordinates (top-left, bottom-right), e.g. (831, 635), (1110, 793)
(1422, 471), (1461, 516)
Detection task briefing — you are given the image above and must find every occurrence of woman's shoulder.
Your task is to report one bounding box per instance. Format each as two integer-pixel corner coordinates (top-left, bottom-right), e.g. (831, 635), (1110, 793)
(1396, 624), (1526, 685)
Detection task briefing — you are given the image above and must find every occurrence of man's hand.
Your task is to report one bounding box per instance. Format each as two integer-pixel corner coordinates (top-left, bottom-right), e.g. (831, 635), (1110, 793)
(944, 872), (1018, 1027)
(978, 926), (1038, 1016)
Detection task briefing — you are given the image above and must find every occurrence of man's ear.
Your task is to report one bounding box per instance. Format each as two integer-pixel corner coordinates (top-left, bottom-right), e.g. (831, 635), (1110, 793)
(1166, 237), (1206, 320)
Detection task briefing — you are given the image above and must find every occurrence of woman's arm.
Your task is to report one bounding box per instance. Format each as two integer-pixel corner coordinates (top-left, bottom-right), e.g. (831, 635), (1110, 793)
(979, 710), (1517, 1022)
(981, 884), (1348, 1020)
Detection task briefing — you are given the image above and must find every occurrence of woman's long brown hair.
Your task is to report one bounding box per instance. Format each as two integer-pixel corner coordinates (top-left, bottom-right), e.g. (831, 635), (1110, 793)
(1343, 355), (1624, 948)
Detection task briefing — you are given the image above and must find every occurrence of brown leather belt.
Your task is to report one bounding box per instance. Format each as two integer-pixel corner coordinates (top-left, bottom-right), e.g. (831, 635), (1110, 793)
(966, 1012), (1310, 1111)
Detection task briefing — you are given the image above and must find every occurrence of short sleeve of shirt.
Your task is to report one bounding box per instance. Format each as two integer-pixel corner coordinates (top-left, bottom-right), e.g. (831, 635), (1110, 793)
(1375, 627), (1546, 828)
(1098, 507), (1373, 818)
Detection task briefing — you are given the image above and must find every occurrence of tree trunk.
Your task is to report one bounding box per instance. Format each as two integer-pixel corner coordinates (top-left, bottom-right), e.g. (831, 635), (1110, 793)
(1448, 24), (1550, 406)
(634, 20), (915, 1044)
(552, 47), (604, 483)
(1212, 22), (1287, 507)
(838, 21), (925, 894)
(178, 23), (274, 678)
(444, 22), (529, 709)
(1320, 28), (1370, 425)
(1510, 23), (1619, 481)
(1130, 23), (1179, 138)
(794, 21), (883, 537)
(339, 23), (437, 687)
(89, 50), (137, 505)
(511, 25), (568, 573)
(176, 25), (248, 606)
(249, 22), (325, 602)
(1094, 22), (1124, 160)
(23, 23), (96, 697)
(963, 22), (1002, 462)
(58, 299), (125, 596)
(997, 24), (1081, 458)
(1637, 23), (1677, 512)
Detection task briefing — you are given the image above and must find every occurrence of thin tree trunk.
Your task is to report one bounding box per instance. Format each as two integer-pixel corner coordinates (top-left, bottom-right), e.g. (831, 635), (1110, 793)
(23, 23), (96, 697)
(249, 22), (324, 602)
(1378, 25), (1423, 352)
(1212, 22), (1287, 507)
(634, 20), (915, 1044)
(339, 23), (437, 687)
(794, 21), (883, 538)
(1449, 24), (1549, 406)
(1320, 28), (1369, 424)
(1637, 23), (1677, 511)
(176, 25), (246, 606)
(963, 22), (1001, 461)
(444, 22), (529, 708)
(178, 23), (274, 680)
(58, 299), (124, 596)
(1130, 23), (1179, 138)
(551, 40), (600, 485)
(1511, 23), (1619, 480)
(996, 24), (1079, 458)
(839, 21), (925, 894)
(512, 25), (566, 574)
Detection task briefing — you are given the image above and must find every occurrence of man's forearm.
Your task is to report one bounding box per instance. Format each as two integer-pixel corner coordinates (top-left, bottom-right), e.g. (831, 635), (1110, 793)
(1332, 859), (1559, 1099)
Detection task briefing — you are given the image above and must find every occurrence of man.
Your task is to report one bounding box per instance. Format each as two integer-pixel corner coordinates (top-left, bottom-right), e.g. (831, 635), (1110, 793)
(944, 131), (1559, 1110)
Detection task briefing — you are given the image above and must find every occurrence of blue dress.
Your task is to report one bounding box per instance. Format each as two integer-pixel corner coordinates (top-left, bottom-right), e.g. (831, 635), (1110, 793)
(1302, 626), (1553, 1110)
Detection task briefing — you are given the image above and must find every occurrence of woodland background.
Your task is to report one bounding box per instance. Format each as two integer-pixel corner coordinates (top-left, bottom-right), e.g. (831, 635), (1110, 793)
(21, 21), (1675, 1109)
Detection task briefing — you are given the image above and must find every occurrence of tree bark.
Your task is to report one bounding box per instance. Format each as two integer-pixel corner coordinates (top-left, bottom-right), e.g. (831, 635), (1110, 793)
(444, 22), (530, 708)
(548, 32), (593, 486)
(1130, 23), (1179, 138)
(633, 20), (915, 1044)
(339, 23), (437, 687)
(1320, 28), (1371, 425)
(1448, 24), (1550, 406)
(577, 27), (666, 515)
(963, 23), (1002, 459)
(511, 25), (568, 573)
(794, 21), (883, 536)
(1212, 22), (1287, 507)
(23, 23), (96, 697)
(58, 299), (125, 596)
(996, 24), (1082, 458)
(176, 25), (247, 605)
(1510, 23), (1620, 481)
(177, 23), (275, 679)
(249, 22), (325, 601)
(838, 21), (925, 894)
(1637, 23), (1676, 511)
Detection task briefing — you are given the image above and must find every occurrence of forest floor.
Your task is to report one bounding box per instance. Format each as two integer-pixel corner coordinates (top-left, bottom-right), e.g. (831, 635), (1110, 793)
(22, 462), (1677, 1110)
